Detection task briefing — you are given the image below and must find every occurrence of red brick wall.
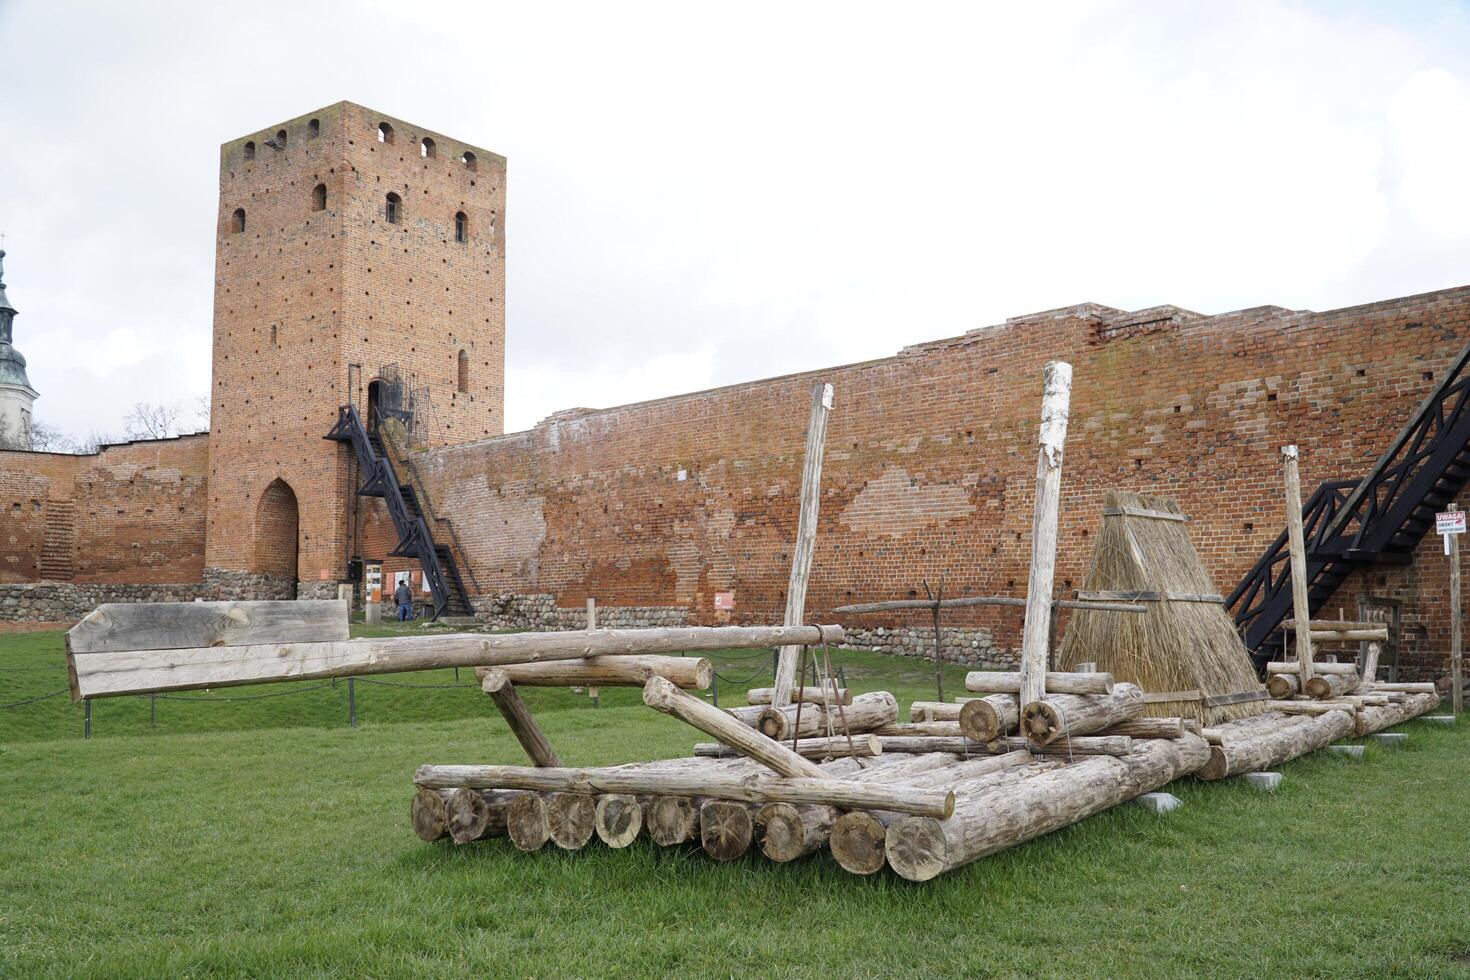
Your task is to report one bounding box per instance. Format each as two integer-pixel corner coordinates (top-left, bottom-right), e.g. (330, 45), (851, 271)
(1, 434), (209, 584)
(410, 289), (1470, 678)
(252, 478), (299, 579)
(206, 102), (505, 587)
(0, 450), (77, 582)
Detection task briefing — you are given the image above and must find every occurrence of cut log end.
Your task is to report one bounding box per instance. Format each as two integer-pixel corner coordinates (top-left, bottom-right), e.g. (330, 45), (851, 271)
(445, 788), (490, 844)
(1265, 674), (1299, 700)
(757, 803), (806, 863)
(646, 796), (699, 846)
(546, 792), (597, 850)
(594, 794), (643, 848)
(700, 800), (754, 862)
(830, 811), (888, 875)
(410, 788), (448, 842)
(958, 695), (1016, 742)
(1020, 701), (1061, 743)
(1196, 745), (1232, 781)
(506, 793), (550, 851)
(884, 815), (948, 882)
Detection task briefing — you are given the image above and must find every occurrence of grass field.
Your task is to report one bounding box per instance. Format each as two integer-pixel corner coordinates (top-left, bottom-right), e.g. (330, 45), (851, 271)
(2, 626), (1467, 977)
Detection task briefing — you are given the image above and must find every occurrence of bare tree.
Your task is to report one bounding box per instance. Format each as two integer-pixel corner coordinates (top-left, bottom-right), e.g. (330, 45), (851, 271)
(27, 420), (78, 453)
(78, 430), (116, 455)
(192, 394), (211, 432)
(123, 401), (185, 440)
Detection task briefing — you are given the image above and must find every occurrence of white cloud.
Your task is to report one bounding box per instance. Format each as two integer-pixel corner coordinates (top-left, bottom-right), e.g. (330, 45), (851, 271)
(2, 0), (1469, 437)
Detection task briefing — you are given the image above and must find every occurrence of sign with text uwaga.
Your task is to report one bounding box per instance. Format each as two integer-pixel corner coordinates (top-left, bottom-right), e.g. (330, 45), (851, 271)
(1437, 510), (1466, 555)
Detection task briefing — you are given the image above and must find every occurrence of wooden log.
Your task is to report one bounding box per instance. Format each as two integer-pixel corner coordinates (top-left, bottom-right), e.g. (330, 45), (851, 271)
(1281, 445), (1316, 687)
(1196, 709), (1354, 779)
(874, 735), (1134, 756)
(414, 763), (955, 818)
(1304, 673), (1361, 700)
(755, 691), (899, 741)
(834, 595), (1146, 615)
(1305, 629), (1390, 643)
(723, 705), (767, 727)
(773, 381), (834, 706)
(445, 788), (516, 844)
(506, 793), (550, 851)
(872, 722), (963, 737)
(691, 734), (882, 759)
(958, 694), (1020, 742)
(1362, 642), (1381, 684)
(481, 670), (561, 767)
(66, 599), (349, 653)
(1020, 683), (1145, 745)
(642, 676), (825, 778)
(69, 623), (846, 700)
(989, 734), (1134, 756)
(1265, 673), (1300, 699)
(700, 800), (757, 861)
(592, 794), (644, 848)
(1364, 681), (1438, 694)
(758, 802), (838, 862)
(474, 656), (712, 690)
(884, 735), (1209, 881)
(1267, 699), (1357, 716)
(1100, 717), (1187, 740)
(1354, 692), (1440, 736)
(646, 796), (700, 846)
(545, 792), (597, 850)
(908, 699), (977, 722)
(410, 788), (451, 842)
(747, 685), (850, 706)
(1019, 361), (1072, 707)
(829, 751), (1033, 875)
(1266, 661), (1359, 675)
(965, 670), (1114, 696)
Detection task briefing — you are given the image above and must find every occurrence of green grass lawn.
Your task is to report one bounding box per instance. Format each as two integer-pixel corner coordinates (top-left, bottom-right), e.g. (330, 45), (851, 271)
(1, 626), (1467, 977)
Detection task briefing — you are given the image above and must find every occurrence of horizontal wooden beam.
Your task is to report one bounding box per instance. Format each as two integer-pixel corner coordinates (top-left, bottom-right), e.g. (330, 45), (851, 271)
(833, 596), (1145, 615)
(67, 600), (348, 654)
(68, 624), (844, 700)
(412, 764), (954, 818)
(1101, 505), (1189, 522)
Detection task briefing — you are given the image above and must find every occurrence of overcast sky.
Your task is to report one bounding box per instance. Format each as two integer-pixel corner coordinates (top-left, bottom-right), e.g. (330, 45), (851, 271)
(3, 1), (1470, 440)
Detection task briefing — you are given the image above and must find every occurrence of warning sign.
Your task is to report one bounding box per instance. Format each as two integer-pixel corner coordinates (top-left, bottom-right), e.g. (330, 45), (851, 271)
(713, 592), (735, 611)
(1437, 511), (1466, 536)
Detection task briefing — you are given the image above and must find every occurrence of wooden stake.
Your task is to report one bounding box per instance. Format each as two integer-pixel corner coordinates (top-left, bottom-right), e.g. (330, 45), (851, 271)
(1282, 446), (1315, 687)
(1020, 361), (1073, 708)
(773, 381), (834, 706)
(481, 670), (561, 767)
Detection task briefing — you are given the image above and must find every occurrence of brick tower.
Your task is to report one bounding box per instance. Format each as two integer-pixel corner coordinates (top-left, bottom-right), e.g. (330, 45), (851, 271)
(205, 102), (506, 597)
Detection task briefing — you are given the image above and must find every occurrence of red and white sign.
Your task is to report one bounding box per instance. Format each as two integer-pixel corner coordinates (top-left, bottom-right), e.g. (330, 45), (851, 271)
(1437, 511), (1466, 536)
(713, 591), (735, 611)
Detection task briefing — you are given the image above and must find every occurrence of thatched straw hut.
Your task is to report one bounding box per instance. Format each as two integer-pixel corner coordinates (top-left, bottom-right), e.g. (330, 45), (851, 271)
(1056, 491), (1267, 724)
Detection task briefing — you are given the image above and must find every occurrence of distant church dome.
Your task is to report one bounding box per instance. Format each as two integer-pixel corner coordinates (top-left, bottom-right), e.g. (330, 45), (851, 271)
(0, 249), (39, 447)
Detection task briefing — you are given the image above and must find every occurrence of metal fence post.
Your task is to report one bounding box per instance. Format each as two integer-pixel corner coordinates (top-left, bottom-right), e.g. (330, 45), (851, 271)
(348, 678), (357, 728)
(83, 699), (91, 739)
(711, 670), (719, 707)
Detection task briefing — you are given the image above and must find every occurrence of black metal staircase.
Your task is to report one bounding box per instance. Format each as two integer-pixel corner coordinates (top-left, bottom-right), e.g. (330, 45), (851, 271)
(1228, 338), (1470, 667)
(326, 404), (472, 619)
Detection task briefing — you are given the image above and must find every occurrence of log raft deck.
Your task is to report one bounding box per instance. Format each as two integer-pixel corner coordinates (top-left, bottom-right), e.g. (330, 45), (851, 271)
(61, 375), (1444, 880)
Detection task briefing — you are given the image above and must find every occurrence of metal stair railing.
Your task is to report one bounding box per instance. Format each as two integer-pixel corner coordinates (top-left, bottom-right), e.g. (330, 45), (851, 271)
(1228, 336), (1470, 663)
(325, 404), (456, 620)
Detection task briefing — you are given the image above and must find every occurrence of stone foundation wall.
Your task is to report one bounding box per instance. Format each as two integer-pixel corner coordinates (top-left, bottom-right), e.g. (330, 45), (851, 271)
(469, 593), (689, 632)
(202, 568), (297, 601)
(0, 582), (208, 624)
(839, 625), (1017, 669)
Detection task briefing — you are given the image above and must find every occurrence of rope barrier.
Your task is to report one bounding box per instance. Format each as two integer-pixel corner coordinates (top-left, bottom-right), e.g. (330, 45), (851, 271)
(353, 677), (479, 690)
(0, 688), (70, 709)
(153, 682), (334, 703)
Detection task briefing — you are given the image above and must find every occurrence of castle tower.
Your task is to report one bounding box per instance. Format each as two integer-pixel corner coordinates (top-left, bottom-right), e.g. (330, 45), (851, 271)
(206, 102), (506, 596)
(0, 250), (39, 450)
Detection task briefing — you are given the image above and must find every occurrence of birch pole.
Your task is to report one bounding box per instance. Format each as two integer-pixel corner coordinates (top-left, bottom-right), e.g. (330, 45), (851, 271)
(1451, 502), (1464, 715)
(773, 381), (834, 707)
(1282, 446), (1314, 688)
(1019, 362), (1072, 708)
